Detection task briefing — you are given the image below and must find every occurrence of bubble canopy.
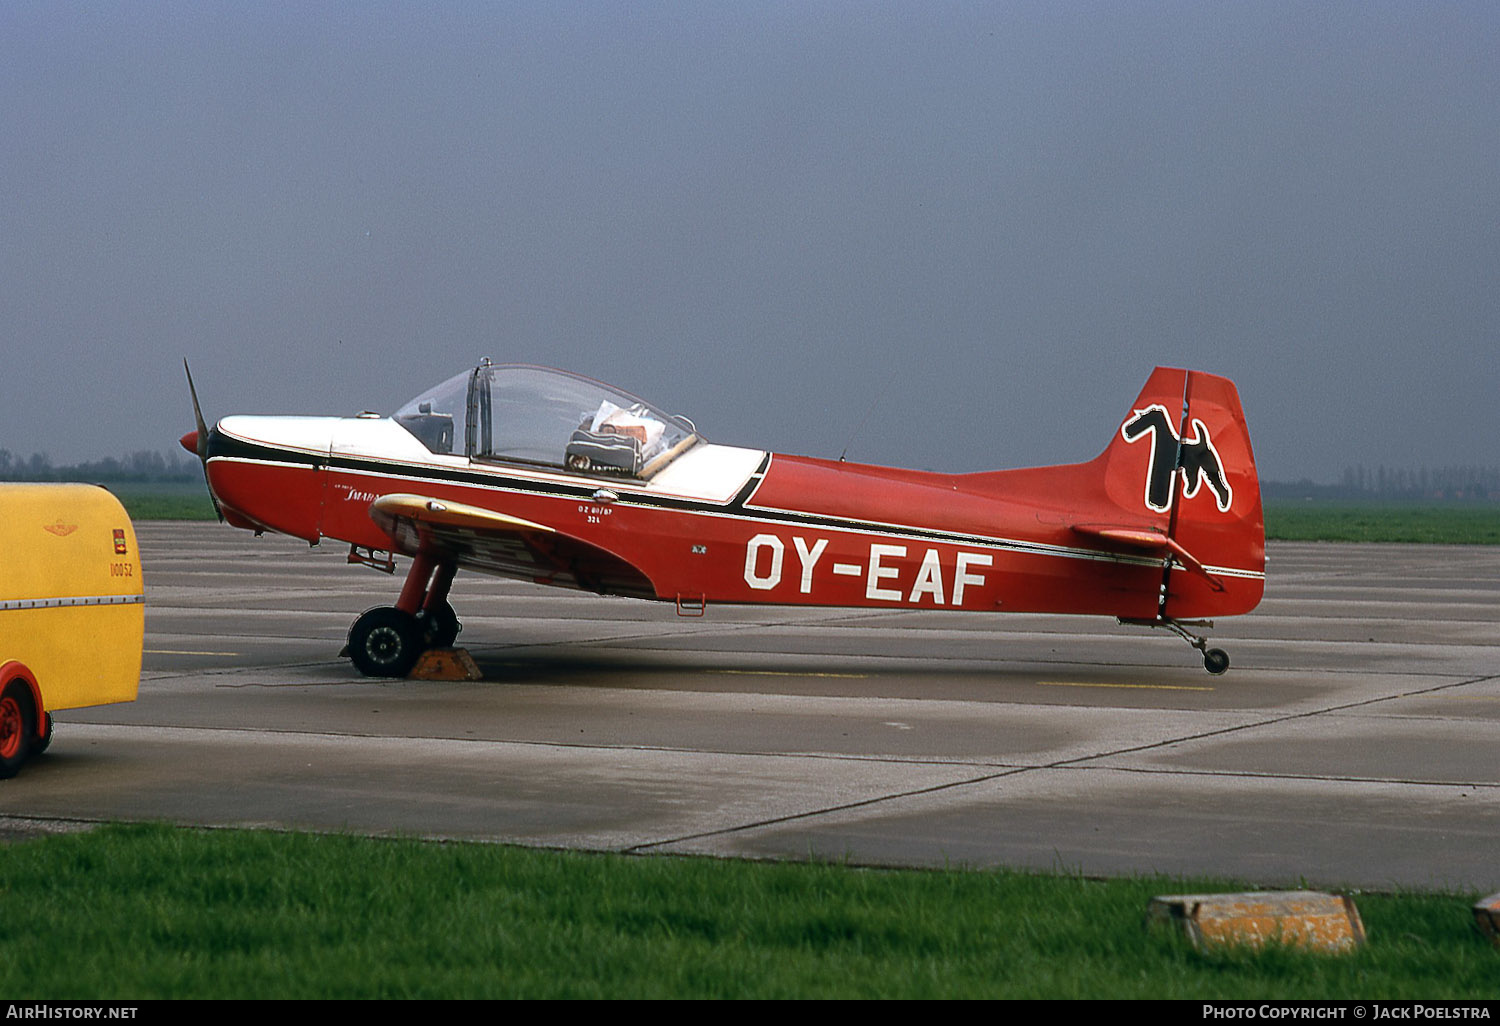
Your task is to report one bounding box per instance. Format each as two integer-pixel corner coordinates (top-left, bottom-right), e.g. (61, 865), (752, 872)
(393, 363), (701, 477)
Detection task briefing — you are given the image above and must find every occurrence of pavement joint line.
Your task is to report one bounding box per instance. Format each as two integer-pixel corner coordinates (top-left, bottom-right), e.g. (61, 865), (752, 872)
(709, 669), (870, 679)
(212, 679), (370, 689)
(139, 660), (348, 683)
(622, 765), (1036, 854)
(46, 721), (1038, 769)
(145, 649), (242, 656)
(1037, 671), (1500, 772)
(1039, 681), (1215, 691)
(625, 758), (1500, 856)
(1032, 762), (1500, 791)
(622, 671), (1500, 852)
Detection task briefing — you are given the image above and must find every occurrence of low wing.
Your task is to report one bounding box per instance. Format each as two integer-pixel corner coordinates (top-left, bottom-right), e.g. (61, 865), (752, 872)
(1069, 523), (1226, 593)
(369, 494), (657, 599)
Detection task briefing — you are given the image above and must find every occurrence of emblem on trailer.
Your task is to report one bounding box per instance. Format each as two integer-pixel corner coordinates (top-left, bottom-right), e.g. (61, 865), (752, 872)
(43, 521), (78, 537)
(1121, 405), (1233, 514)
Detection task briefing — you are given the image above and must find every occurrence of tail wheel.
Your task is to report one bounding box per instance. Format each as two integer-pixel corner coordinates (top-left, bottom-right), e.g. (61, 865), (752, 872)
(347, 607), (425, 678)
(0, 681), (37, 779)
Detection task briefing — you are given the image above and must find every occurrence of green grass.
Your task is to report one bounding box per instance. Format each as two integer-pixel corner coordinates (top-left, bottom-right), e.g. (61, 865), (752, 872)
(103, 481), (219, 521)
(0, 824), (1491, 999)
(1265, 500), (1500, 544)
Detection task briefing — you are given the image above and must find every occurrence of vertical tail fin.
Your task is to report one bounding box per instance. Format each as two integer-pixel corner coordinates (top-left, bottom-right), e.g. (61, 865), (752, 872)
(1099, 367), (1264, 617)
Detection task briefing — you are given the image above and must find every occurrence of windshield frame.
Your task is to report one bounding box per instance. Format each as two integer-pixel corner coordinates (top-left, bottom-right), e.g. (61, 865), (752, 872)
(394, 362), (703, 480)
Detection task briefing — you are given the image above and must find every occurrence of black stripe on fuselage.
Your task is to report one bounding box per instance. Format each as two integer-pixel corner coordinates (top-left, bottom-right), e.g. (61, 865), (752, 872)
(206, 431), (1164, 568)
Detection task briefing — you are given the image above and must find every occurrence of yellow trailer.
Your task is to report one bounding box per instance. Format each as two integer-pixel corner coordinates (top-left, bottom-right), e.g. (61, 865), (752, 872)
(0, 484), (143, 776)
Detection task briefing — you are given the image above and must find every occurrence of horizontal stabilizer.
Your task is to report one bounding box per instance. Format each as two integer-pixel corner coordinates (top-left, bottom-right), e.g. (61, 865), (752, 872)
(1070, 523), (1225, 593)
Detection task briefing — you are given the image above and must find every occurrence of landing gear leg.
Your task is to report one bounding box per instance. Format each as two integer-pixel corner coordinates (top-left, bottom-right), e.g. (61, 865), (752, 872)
(1119, 617), (1231, 675)
(345, 554), (461, 677)
(416, 563), (461, 648)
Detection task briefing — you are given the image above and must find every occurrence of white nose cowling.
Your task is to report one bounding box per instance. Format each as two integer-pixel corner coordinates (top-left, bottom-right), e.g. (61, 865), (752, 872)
(203, 416), (339, 543)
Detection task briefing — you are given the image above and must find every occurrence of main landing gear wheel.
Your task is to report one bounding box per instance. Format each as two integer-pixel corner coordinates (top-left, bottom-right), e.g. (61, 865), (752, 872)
(0, 681), (37, 779)
(1203, 648), (1230, 675)
(417, 601), (461, 649)
(348, 607), (425, 678)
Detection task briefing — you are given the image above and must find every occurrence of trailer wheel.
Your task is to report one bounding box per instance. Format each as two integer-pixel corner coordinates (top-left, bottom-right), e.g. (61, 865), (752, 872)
(34, 713), (54, 756)
(0, 681), (36, 779)
(348, 607), (424, 678)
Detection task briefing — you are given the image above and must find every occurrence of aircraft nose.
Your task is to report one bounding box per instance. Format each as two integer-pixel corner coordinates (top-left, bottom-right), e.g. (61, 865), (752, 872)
(179, 430), (199, 455)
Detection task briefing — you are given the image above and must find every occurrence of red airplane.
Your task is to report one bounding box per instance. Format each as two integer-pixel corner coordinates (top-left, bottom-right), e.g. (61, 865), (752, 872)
(181, 361), (1263, 677)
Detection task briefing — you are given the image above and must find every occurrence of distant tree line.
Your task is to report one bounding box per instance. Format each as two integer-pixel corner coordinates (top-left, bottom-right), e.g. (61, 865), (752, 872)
(1266, 465), (1500, 502)
(0, 448), (199, 483)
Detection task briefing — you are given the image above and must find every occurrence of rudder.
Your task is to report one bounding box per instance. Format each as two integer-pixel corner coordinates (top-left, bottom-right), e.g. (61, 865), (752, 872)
(1099, 367), (1265, 618)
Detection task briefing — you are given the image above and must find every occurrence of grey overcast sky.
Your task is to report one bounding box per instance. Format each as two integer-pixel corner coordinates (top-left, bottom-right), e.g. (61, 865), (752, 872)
(3, 1), (1496, 481)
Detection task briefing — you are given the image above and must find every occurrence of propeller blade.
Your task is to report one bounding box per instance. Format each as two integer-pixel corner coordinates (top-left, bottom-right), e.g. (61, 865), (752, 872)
(184, 359), (209, 461)
(183, 359), (224, 522)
